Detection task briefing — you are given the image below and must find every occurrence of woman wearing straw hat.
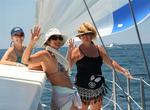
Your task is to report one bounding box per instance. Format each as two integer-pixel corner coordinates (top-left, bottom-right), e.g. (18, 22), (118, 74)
(67, 22), (133, 110)
(22, 26), (82, 110)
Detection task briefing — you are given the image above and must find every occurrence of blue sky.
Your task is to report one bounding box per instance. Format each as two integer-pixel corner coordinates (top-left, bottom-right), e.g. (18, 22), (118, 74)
(0, 0), (36, 49)
(0, 0), (149, 49)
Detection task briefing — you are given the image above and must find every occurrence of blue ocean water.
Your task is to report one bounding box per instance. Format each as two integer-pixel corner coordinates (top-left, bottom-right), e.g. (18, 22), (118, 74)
(0, 44), (150, 110)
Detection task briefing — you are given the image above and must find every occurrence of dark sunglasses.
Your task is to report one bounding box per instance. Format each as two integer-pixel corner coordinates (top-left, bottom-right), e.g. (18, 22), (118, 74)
(49, 35), (63, 41)
(81, 33), (94, 36)
(14, 33), (24, 37)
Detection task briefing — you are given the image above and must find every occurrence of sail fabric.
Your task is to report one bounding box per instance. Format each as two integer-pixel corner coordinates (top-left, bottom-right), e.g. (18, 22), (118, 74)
(35, 0), (130, 46)
(112, 0), (150, 33)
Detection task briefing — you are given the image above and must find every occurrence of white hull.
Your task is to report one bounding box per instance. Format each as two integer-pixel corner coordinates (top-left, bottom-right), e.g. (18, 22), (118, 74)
(0, 64), (46, 110)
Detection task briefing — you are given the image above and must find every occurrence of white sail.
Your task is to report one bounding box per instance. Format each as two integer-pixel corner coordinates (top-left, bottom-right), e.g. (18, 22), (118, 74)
(35, 0), (150, 46)
(35, 0), (132, 46)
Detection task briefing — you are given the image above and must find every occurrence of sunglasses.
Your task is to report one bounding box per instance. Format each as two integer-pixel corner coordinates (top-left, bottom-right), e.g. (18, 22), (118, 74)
(14, 33), (24, 37)
(81, 33), (94, 36)
(49, 35), (63, 41)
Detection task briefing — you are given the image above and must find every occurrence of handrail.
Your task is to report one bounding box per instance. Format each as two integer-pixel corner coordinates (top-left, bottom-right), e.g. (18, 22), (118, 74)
(127, 79), (132, 110)
(142, 79), (150, 87)
(103, 95), (122, 110)
(105, 77), (150, 110)
(103, 94), (113, 109)
(115, 82), (142, 109)
(140, 77), (146, 110)
(41, 76), (150, 110)
(133, 77), (150, 87)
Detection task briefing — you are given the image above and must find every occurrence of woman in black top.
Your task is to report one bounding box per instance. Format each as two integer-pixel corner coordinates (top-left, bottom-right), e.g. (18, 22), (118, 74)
(67, 22), (133, 110)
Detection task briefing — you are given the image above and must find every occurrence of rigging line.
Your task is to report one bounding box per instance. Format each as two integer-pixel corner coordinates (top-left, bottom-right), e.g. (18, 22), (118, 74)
(82, 0), (132, 108)
(106, 77), (149, 109)
(106, 78), (143, 109)
(103, 93), (113, 109)
(115, 82), (143, 110)
(142, 79), (150, 87)
(103, 95), (122, 110)
(128, 0), (150, 80)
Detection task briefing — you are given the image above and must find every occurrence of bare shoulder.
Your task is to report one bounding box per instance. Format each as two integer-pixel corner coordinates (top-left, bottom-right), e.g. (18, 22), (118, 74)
(6, 47), (14, 53)
(96, 45), (107, 58)
(1, 47), (15, 61)
(97, 45), (106, 53)
(2, 47), (15, 56)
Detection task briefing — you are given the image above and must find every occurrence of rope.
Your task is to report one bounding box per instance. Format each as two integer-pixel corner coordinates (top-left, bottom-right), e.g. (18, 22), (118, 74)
(142, 79), (150, 87)
(103, 94), (113, 109)
(103, 95), (122, 110)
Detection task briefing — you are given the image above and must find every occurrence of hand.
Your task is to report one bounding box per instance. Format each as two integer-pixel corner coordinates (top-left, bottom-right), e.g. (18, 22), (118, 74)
(124, 70), (134, 79)
(30, 26), (41, 43)
(16, 63), (26, 67)
(66, 39), (76, 50)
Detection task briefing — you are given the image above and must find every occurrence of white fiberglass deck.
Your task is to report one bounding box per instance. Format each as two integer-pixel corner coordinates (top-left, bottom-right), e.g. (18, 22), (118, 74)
(0, 64), (46, 110)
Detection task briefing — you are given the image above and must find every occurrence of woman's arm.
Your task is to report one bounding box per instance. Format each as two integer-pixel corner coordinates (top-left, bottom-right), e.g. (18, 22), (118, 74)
(66, 39), (79, 68)
(97, 45), (133, 79)
(22, 26), (42, 65)
(28, 64), (43, 71)
(1, 48), (19, 66)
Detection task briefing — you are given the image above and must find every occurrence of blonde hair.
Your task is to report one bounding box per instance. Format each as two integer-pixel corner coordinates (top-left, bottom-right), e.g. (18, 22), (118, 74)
(77, 22), (97, 39)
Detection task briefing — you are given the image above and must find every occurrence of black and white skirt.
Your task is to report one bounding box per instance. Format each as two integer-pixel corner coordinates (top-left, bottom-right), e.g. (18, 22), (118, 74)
(75, 75), (108, 104)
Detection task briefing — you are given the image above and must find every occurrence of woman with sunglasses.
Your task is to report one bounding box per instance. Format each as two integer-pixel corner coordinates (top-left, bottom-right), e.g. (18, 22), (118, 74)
(22, 26), (82, 110)
(1, 27), (26, 66)
(67, 22), (133, 110)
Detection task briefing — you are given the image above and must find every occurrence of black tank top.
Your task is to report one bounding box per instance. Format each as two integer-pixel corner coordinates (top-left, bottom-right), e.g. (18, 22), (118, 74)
(75, 46), (103, 88)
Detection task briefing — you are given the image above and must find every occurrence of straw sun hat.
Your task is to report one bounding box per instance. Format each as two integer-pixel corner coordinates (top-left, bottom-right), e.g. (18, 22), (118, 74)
(76, 22), (97, 39)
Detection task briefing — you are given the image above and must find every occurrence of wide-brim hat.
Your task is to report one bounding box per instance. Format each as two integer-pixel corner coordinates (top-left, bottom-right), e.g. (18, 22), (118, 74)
(42, 28), (67, 47)
(75, 22), (97, 39)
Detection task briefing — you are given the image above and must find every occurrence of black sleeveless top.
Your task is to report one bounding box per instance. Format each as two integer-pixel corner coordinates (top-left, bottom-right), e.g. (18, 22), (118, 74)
(75, 46), (103, 89)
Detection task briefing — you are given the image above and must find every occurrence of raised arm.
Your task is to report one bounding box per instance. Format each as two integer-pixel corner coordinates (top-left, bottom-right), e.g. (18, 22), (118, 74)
(97, 45), (133, 79)
(22, 26), (42, 65)
(66, 39), (78, 68)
